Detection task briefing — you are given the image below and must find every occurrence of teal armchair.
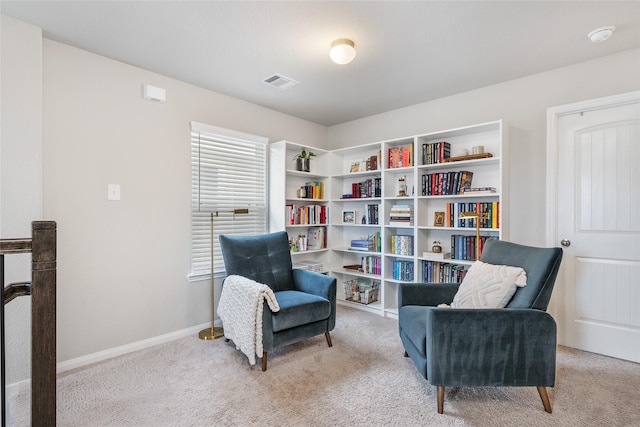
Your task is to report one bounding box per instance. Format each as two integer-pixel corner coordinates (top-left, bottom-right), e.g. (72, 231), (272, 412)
(219, 231), (336, 371)
(398, 240), (563, 413)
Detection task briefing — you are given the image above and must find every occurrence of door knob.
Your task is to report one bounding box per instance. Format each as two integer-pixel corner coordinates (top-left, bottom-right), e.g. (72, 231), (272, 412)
(560, 239), (571, 247)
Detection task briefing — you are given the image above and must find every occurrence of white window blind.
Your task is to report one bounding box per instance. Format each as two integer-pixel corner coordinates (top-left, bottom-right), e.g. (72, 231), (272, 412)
(190, 122), (268, 278)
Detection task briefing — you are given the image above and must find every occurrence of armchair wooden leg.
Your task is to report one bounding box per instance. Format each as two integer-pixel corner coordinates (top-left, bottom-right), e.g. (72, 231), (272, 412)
(404, 351), (408, 357)
(325, 331), (333, 347)
(262, 352), (267, 372)
(437, 386), (445, 414)
(537, 386), (552, 413)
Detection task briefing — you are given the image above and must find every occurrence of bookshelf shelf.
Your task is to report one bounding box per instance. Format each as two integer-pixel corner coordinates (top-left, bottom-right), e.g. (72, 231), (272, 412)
(417, 156), (500, 170)
(290, 248), (329, 255)
(419, 256), (474, 266)
(334, 197), (382, 202)
(286, 197), (329, 202)
(332, 170), (381, 179)
(284, 169), (329, 179)
(417, 193), (499, 200)
(335, 248), (381, 253)
(332, 268), (381, 278)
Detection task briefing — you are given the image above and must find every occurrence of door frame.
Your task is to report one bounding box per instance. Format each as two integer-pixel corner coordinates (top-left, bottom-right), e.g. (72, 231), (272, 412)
(545, 90), (640, 321)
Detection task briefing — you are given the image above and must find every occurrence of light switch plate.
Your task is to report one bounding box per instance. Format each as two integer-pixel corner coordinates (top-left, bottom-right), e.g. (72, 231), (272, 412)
(108, 184), (121, 201)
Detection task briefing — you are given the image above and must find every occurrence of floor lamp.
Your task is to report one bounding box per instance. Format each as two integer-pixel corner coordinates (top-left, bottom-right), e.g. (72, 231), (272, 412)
(198, 208), (249, 341)
(460, 211), (487, 261)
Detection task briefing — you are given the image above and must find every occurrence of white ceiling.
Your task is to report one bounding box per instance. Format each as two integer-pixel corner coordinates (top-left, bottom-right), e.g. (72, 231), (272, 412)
(2, 1), (639, 126)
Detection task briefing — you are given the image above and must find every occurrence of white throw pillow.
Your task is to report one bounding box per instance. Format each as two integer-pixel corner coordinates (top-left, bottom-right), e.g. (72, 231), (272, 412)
(451, 261), (527, 309)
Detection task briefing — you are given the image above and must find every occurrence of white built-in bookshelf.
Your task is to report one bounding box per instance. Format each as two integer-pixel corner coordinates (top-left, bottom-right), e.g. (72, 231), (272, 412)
(269, 140), (331, 272)
(269, 120), (509, 318)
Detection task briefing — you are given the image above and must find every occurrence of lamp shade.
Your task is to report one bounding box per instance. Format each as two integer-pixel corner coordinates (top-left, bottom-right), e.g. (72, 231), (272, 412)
(330, 39), (356, 65)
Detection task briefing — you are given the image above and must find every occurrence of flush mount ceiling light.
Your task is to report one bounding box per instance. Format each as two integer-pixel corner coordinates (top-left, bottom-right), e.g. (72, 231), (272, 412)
(330, 38), (356, 65)
(588, 26), (616, 43)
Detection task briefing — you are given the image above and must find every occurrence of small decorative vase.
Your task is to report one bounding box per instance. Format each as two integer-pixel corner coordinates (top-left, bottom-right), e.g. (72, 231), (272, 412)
(296, 158), (310, 172)
(432, 245), (442, 253)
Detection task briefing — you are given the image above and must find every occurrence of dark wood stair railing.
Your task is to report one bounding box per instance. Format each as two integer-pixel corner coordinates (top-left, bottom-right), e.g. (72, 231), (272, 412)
(1, 221), (56, 427)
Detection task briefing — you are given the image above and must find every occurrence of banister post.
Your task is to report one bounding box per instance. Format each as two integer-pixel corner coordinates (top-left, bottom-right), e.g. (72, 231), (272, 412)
(30, 221), (56, 427)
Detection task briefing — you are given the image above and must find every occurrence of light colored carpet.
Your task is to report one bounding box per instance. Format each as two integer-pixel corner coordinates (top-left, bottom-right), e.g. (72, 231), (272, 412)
(9, 305), (640, 426)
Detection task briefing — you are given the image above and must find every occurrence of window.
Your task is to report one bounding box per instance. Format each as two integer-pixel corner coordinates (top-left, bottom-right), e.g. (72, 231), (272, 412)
(190, 122), (268, 279)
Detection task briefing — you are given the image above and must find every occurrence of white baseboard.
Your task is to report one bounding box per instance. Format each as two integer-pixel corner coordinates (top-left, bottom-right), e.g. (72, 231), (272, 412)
(56, 321), (212, 373)
(5, 377), (30, 427)
(5, 321), (215, 426)
(6, 321), (213, 386)
(5, 377), (30, 403)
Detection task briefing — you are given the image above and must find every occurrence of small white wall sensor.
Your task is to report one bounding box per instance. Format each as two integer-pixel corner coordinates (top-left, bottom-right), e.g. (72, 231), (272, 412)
(142, 84), (166, 103)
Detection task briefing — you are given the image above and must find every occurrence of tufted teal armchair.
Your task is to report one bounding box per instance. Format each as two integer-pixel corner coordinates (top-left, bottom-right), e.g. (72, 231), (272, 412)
(219, 231), (336, 371)
(398, 239), (563, 414)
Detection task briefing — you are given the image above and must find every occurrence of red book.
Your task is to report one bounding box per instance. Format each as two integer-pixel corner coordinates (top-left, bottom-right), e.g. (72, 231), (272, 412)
(389, 147), (402, 168)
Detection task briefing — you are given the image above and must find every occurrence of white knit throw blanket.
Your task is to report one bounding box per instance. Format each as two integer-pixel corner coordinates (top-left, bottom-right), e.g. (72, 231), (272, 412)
(218, 275), (280, 366)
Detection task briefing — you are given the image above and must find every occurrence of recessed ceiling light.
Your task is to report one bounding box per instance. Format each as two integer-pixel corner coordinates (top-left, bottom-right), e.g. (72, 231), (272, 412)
(588, 26), (615, 43)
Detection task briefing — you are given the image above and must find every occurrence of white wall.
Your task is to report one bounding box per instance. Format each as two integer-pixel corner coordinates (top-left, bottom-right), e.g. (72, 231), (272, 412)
(327, 49), (640, 246)
(0, 16), (43, 385)
(42, 39), (328, 365)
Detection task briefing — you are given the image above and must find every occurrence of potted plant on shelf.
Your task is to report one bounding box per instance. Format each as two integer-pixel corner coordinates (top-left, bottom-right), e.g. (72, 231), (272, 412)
(293, 148), (315, 172)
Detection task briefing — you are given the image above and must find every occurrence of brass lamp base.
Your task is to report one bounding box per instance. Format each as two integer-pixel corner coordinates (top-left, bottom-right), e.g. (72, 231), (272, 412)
(198, 326), (224, 340)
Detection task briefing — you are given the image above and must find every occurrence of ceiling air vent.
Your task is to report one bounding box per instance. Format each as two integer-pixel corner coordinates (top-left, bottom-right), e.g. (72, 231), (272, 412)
(262, 73), (300, 91)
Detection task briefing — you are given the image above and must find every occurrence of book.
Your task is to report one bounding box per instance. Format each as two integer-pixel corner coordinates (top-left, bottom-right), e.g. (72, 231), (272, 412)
(388, 147), (403, 168)
(462, 187), (496, 194)
(423, 251), (451, 260)
(307, 227), (326, 250)
(458, 171), (474, 193)
(388, 144), (413, 168)
(364, 203), (380, 225)
(349, 241), (369, 251)
(388, 204), (414, 226)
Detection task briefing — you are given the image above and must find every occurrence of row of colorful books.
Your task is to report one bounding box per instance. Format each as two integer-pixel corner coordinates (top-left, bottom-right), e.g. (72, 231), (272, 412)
(392, 260), (414, 281)
(388, 204), (414, 226)
(289, 227), (327, 252)
(349, 151), (382, 173)
(445, 201), (500, 229)
(348, 231), (381, 253)
(360, 255), (381, 276)
(364, 203), (380, 225)
(341, 177), (382, 199)
(421, 260), (468, 283)
(450, 234), (498, 260)
(388, 143), (414, 168)
(296, 181), (325, 199)
(390, 235), (414, 256)
(422, 141), (451, 165)
(421, 171), (473, 196)
(286, 204), (328, 225)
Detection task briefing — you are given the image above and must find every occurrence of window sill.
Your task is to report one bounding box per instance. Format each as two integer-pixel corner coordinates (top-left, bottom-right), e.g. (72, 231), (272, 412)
(187, 270), (226, 283)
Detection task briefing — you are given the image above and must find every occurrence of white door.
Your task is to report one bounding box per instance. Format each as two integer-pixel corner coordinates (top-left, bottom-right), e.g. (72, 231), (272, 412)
(549, 92), (640, 363)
